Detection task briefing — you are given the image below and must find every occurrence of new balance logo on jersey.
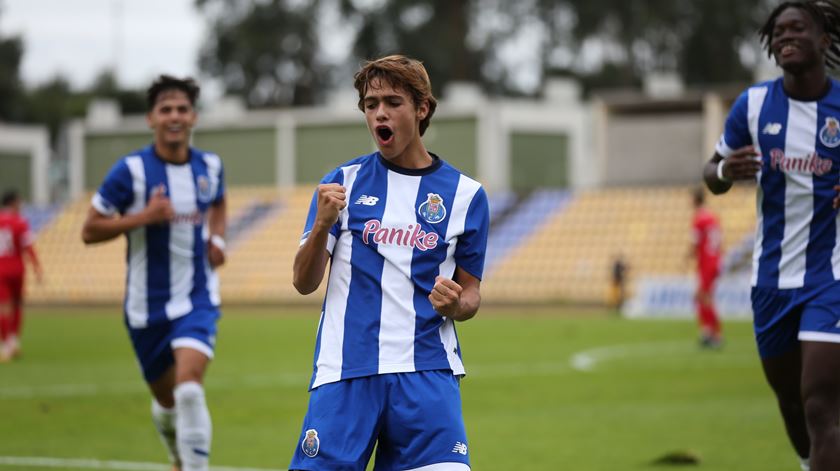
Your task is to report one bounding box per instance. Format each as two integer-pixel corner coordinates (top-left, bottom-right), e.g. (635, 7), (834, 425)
(451, 442), (468, 455)
(355, 195), (379, 206)
(762, 122), (783, 135)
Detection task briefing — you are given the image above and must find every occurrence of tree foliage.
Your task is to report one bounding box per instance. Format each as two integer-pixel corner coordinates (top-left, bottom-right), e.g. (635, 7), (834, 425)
(339, 0), (482, 96)
(552, 0), (767, 88)
(195, 0), (774, 104)
(0, 12), (24, 121)
(196, 0), (327, 107)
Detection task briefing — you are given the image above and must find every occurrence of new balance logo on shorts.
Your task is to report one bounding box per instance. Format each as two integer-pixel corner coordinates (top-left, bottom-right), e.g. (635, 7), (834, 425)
(355, 195), (379, 206)
(451, 442), (468, 455)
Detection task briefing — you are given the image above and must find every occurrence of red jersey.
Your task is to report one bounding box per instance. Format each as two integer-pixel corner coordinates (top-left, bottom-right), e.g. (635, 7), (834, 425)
(0, 210), (32, 276)
(692, 207), (721, 271)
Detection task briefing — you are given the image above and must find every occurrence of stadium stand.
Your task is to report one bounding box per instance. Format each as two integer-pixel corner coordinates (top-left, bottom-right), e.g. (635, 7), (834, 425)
(21, 204), (61, 233)
(25, 184), (756, 306)
(481, 184), (756, 304)
(484, 189), (572, 273)
(219, 185), (321, 303)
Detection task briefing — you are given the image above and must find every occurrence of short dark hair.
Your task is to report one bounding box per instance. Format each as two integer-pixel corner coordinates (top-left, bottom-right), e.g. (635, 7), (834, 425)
(146, 75), (200, 109)
(354, 55), (438, 136)
(1, 189), (19, 207)
(759, 0), (840, 69)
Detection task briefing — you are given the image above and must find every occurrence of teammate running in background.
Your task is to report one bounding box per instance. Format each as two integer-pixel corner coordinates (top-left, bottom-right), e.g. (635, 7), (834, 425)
(82, 75), (226, 471)
(0, 189), (43, 362)
(688, 188), (723, 348)
(704, 2), (840, 469)
(289, 55), (489, 471)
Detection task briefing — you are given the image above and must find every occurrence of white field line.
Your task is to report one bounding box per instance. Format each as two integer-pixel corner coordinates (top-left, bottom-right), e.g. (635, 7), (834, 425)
(569, 340), (698, 372)
(0, 456), (286, 471)
(0, 341), (710, 399)
(0, 372), (308, 399)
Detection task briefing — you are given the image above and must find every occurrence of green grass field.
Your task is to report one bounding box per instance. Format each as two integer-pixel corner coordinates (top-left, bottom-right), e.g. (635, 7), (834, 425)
(0, 306), (800, 470)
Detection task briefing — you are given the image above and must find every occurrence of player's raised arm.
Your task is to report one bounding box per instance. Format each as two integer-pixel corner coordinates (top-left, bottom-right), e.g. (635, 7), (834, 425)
(81, 185), (174, 244)
(293, 183), (346, 295)
(703, 146), (761, 195)
(428, 267), (481, 322)
(206, 196), (226, 269)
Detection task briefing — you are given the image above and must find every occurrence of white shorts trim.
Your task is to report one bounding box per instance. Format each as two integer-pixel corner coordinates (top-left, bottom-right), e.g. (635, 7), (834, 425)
(171, 337), (214, 359)
(799, 331), (840, 344)
(404, 463), (470, 471)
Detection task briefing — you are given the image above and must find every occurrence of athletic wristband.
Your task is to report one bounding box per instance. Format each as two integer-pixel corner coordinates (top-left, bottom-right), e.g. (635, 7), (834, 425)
(716, 159), (730, 183)
(210, 234), (226, 252)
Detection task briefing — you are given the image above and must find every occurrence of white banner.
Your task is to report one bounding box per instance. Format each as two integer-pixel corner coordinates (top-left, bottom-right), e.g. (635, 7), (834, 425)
(623, 274), (752, 320)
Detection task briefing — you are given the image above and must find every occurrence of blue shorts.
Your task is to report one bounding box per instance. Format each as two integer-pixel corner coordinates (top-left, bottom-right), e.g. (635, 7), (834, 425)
(289, 370), (470, 471)
(752, 281), (840, 358)
(127, 308), (220, 382)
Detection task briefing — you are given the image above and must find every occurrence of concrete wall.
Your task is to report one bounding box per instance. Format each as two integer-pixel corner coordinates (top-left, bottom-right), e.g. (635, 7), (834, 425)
(603, 112), (704, 185)
(71, 83), (748, 197)
(0, 124), (50, 204)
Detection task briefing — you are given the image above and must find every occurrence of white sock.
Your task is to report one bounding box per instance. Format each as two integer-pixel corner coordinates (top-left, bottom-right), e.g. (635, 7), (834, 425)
(151, 400), (180, 467)
(174, 382), (212, 471)
(799, 456), (810, 471)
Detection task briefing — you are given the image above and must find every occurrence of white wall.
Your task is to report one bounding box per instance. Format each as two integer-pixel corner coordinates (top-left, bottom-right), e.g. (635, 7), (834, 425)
(0, 124), (51, 205)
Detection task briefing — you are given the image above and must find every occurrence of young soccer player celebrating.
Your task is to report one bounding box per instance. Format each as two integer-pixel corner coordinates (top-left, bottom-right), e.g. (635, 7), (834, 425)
(82, 75), (226, 471)
(289, 55), (489, 471)
(705, 2), (840, 469)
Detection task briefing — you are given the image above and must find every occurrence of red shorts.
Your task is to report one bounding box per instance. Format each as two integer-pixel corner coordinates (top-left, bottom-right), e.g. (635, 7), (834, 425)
(698, 265), (720, 294)
(0, 272), (23, 304)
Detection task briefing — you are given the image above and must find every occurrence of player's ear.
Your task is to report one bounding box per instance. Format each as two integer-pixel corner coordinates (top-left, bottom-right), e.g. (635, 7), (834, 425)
(416, 98), (429, 121)
(820, 31), (831, 52)
(146, 112), (154, 129)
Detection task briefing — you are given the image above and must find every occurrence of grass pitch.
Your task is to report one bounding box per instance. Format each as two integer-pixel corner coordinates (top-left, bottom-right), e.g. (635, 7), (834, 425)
(0, 307), (797, 470)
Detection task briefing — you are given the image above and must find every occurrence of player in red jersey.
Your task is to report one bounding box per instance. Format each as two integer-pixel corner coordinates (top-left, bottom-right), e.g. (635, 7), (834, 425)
(0, 189), (43, 362)
(688, 187), (723, 348)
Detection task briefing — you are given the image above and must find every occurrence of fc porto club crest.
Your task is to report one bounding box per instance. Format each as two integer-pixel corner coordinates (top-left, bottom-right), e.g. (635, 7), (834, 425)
(301, 429), (320, 458)
(820, 116), (840, 148)
(418, 193), (447, 224)
(196, 175), (214, 203)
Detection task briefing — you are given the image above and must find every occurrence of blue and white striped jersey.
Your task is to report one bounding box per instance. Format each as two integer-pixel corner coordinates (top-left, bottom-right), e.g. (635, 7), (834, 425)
(92, 144), (225, 328)
(300, 152), (489, 389)
(717, 77), (840, 289)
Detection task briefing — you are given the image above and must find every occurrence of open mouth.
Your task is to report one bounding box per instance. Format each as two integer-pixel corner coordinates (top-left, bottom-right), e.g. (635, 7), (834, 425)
(779, 43), (798, 57)
(376, 126), (394, 143)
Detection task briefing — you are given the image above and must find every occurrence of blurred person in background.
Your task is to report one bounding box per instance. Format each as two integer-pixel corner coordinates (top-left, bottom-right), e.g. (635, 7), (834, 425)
(289, 54), (489, 471)
(0, 189), (43, 362)
(81, 75), (226, 471)
(687, 187), (723, 349)
(608, 253), (628, 314)
(704, 2), (840, 469)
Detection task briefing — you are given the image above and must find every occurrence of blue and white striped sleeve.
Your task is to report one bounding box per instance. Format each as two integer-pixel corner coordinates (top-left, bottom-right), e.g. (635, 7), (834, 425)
(92, 159), (134, 216)
(715, 90), (752, 158)
(454, 186), (489, 280)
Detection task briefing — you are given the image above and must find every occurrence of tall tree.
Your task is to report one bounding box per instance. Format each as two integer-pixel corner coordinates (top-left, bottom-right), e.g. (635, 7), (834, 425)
(21, 76), (88, 143)
(196, 0), (327, 107)
(195, 0), (774, 104)
(0, 5), (24, 121)
(538, 0), (766, 89)
(89, 69), (146, 114)
(340, 0), (483, 96)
